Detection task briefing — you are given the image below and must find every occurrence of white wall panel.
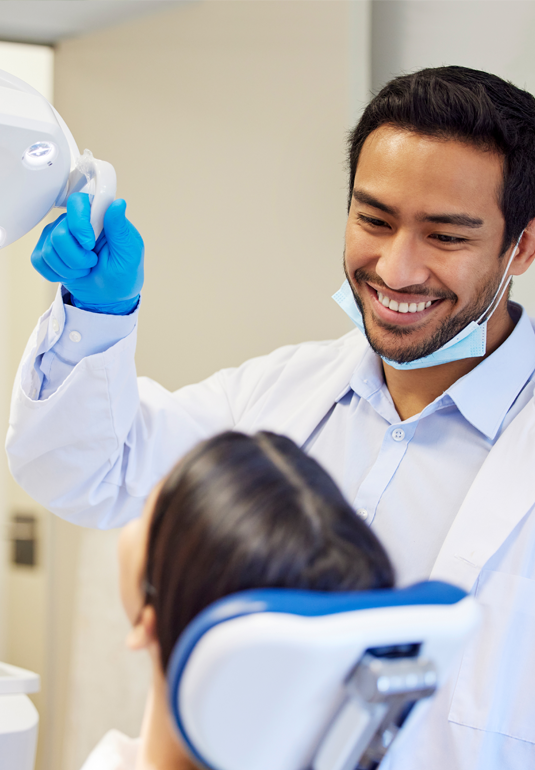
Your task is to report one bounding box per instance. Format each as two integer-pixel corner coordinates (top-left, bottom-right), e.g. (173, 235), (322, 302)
(372, 0), (535, 313)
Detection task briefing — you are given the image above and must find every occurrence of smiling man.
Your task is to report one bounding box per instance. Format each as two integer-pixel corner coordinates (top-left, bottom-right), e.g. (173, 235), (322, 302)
(8, 66), (535, 769)
(348, 129), (510, 362)
(342, 121), (535, 419)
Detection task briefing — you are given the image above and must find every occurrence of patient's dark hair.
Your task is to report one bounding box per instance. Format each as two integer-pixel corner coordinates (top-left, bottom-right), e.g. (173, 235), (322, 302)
(146, 431), (394, 670)
(348, 65), (535, 254)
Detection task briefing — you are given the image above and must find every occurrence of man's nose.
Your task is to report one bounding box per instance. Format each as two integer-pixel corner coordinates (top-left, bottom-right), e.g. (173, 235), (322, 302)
(375, 232), (430, 291)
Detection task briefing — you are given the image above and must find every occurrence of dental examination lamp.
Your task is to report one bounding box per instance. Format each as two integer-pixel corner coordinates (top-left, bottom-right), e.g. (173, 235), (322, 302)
(168, 581), (479, 770)
(0, 68), (116, 248)
(0, 661), (39, 770)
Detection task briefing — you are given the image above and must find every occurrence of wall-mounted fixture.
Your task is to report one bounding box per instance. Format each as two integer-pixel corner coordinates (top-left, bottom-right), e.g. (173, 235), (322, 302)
(9, 514), (37, 567)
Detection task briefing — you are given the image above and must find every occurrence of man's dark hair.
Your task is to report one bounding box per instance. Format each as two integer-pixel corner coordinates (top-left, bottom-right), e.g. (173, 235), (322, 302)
(146, 430), (394, 670)
(348, 65), (535, 254)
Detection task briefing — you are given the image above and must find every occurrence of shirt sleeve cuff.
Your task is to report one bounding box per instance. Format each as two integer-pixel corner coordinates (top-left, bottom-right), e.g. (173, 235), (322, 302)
(54, 286), (139, 364)
(19, 285), (140, 401)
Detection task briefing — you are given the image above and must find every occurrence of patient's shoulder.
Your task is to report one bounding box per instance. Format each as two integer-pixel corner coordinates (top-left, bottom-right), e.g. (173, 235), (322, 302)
(79, 729), (140, 770)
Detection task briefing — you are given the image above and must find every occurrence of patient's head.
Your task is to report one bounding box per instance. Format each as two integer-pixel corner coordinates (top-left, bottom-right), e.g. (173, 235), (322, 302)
(119, 430), (394, 671)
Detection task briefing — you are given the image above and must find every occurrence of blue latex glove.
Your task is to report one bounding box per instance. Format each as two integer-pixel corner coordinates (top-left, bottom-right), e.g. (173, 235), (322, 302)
(31, 192), (144, 314)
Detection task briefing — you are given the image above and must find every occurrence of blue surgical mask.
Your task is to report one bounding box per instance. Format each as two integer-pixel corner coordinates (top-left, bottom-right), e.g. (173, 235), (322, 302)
(333, 233), (523, 370)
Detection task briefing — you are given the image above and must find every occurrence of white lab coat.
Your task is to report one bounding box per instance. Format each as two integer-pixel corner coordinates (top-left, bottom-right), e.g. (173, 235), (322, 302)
(6, 303), (535, 768)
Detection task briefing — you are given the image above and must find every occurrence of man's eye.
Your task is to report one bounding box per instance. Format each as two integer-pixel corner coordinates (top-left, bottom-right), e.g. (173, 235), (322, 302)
(358, 214), (389, 228)
(432, 233), (468, 244)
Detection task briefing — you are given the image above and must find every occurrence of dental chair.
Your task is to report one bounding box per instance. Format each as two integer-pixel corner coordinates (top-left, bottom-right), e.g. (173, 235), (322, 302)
(0, 661), (40, 770)
(0, 582), (477, 770)
(167, 581), (479, 770)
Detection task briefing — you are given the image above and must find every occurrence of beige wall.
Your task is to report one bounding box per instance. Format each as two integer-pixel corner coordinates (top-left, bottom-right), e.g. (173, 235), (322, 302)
(55, 0), (361, 390)
(49, 3), (370, 769)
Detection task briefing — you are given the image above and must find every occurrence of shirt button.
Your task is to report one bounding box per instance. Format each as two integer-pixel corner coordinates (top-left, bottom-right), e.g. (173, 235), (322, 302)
(69, 330), (82, 343)
(356, 508), (368, 521)
(391, 428), (405, 442)
(51, 317), (59, 333)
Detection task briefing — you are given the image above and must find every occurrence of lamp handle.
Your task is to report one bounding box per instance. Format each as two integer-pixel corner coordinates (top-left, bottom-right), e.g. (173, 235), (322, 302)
(55, 149), (117, 239)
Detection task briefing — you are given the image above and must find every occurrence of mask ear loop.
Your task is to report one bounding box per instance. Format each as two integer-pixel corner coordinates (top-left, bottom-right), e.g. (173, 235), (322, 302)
(142, 577), (157, 601)
(477, 230), (524, 325)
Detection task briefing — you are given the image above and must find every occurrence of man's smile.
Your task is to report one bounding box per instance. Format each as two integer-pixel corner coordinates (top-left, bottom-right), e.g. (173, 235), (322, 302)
(361, 281), (447, 327)
(376, 291), (432, 313)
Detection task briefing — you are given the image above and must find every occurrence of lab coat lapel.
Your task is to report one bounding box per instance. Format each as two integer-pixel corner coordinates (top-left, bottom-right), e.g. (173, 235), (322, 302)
(236, 330), (367, 446)
(430, 398), (535, 592)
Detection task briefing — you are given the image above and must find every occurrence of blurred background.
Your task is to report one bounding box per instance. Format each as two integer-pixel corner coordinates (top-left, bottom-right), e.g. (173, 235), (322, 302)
(1, 2), (535, 769)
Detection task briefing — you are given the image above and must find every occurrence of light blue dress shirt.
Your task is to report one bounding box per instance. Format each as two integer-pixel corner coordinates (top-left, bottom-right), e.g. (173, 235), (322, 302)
(302, 303), (535, 584)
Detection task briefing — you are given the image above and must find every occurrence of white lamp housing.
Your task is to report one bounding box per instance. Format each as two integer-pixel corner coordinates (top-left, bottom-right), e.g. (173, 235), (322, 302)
(0, 69), (116, 248)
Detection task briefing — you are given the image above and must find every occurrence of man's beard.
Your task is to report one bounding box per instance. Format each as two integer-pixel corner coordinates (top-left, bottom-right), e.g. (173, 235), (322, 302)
(345, 266), (503, 364)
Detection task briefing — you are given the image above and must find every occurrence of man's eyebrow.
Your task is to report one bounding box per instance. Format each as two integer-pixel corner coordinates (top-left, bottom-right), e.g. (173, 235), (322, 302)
(352, 189), (484, 229)
(417, 212), (484, 228)
(352, 189), (398, 216)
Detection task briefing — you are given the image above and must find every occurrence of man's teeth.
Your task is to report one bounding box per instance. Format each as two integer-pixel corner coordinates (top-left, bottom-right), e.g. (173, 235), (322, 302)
(377, 291), (432, 313)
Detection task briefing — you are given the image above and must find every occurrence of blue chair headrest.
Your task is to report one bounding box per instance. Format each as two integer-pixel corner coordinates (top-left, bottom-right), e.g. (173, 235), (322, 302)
(167, 581), (476, 770)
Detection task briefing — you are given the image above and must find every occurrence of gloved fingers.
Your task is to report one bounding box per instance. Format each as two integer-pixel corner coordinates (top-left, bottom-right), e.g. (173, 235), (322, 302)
(67, 193), (96, 251)
(32, 193), (144, 311)
(102, 200), (145, 290)
(50, 216), (98, 271)
(103, 199), (133, 249)
(32, 215), (64, 257)
(31, 216), (67, 282)
(30, 250), (64, 283)
(41, 248), (93, 281)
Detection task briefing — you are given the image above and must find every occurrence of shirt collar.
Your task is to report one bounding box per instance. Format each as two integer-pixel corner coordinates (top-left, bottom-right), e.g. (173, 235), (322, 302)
(447, 303), (535, 439)
(342, 302), (535, 437)
(343, 344), (401, 424)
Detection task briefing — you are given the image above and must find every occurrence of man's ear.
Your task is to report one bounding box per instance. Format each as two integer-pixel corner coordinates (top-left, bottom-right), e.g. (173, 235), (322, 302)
(510, 219), (535, 276)
(126, 604), (157, 651)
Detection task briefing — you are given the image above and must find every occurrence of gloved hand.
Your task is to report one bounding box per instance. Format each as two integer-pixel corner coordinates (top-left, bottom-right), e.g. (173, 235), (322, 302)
(31, 192), (144, 314)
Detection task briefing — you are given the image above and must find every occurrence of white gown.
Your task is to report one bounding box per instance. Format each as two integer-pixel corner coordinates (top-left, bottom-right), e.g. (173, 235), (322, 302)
(79, 730), (140, 770)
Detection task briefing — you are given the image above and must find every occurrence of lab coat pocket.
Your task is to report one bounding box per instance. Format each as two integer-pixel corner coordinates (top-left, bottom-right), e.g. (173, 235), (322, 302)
(449, 569), (535, 744)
